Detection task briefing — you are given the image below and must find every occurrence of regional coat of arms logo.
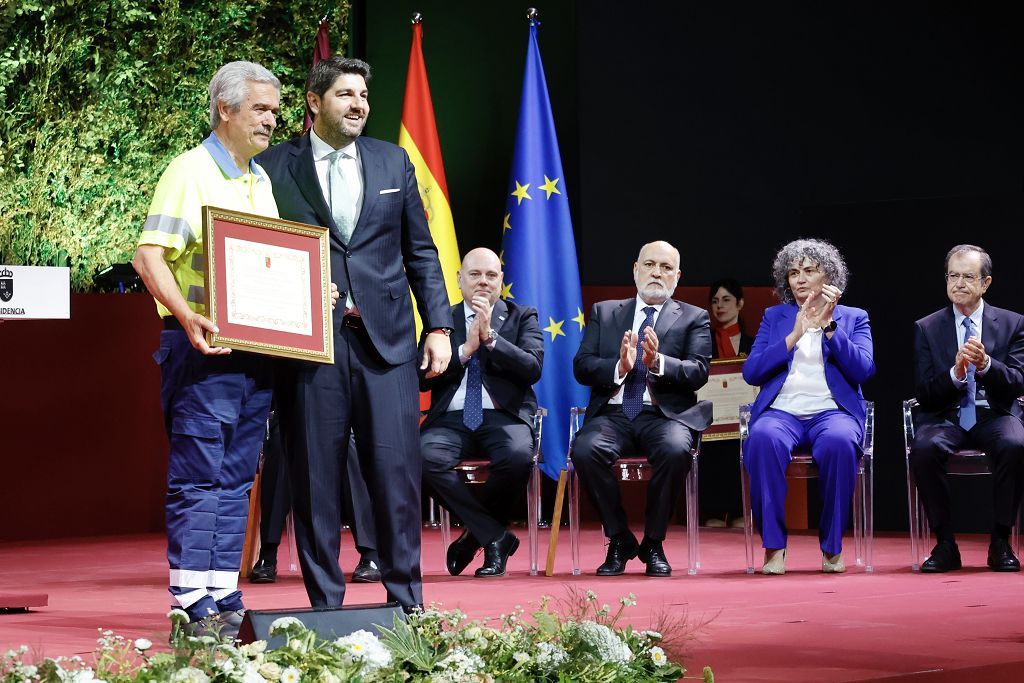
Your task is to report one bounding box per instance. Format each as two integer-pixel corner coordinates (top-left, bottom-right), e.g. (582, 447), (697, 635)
(0, 267), (13, 303)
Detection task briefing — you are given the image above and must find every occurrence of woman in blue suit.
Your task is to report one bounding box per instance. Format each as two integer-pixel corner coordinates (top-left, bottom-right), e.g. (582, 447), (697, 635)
(742, 239), (875, 574)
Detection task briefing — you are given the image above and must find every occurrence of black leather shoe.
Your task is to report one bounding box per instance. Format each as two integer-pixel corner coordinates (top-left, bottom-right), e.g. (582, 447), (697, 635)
(249, 559), (277, 583)
(475, 530), (520, 577)
(987, 538), (1021, 572)
(596, 534), (640, 576)
(352, 557), (382, 583)
(446, 530), (481, 576)
(921, 540), (962, 573)
(638, 538), (672, 577)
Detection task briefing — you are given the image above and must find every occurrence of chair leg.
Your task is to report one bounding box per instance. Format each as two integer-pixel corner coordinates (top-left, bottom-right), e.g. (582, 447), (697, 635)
(527, 465), (540, 576)
(686, 453), (700, 575)
(864, 455), (874, 573)
(740, 453), (755, 574)
(568, 463), (581, 576)
(284, 511), (299, 572)
(439, 505), (451, 562)
(853, 469), (864, 568)
(907, 463), (923, 571)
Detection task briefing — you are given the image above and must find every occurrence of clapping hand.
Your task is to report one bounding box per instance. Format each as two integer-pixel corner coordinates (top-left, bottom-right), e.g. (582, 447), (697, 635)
(618, 330), (638, 377)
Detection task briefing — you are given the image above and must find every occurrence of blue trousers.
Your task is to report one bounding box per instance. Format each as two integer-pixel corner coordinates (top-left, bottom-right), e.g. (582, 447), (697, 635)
(743, 408), (862, 555)
(156, 329), (272, 616)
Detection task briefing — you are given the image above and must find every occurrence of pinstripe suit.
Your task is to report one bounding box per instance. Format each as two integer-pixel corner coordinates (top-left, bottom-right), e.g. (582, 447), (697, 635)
(257, 134), (452, 608)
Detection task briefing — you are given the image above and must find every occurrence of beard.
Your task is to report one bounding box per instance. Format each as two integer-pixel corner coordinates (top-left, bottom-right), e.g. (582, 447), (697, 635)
(639, 282), (671, 304)
(320, 111), (366, 147)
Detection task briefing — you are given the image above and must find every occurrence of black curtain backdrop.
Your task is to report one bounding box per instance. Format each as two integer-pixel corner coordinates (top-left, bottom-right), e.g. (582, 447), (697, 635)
(358, 1), (1024, 531)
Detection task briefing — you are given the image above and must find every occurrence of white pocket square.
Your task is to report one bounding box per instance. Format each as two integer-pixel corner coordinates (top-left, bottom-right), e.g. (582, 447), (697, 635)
(379, 188), (400, 194)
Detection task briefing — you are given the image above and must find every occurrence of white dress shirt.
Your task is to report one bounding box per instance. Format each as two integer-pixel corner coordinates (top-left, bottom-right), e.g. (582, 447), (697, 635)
(448, 302), (498, 412)
(950, 300), (991, 407)
(310, 128), (364, 313)
(772, 327), (839, 417)
(608, 296), (665, 406)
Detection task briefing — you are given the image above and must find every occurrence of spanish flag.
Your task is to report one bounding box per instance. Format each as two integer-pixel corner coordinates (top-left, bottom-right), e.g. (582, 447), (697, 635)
(399, 16), (461, 328)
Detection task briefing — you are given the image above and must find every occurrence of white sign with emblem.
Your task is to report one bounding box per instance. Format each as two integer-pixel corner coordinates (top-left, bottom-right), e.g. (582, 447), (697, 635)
(0, 266), (71, 319)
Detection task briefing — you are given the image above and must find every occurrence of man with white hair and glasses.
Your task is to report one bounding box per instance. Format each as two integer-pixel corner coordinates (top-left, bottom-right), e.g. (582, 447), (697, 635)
(909, 244), (1024, 573)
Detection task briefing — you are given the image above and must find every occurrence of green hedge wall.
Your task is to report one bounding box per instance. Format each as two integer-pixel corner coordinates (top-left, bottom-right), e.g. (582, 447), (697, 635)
(0, 0), (348, 290)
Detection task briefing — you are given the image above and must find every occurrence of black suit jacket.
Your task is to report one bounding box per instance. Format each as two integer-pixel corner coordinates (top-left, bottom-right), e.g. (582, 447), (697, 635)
(573, 298), (713, 431)
(257, 134), (452, 365)
(419, 299), (544, 431)
(913, 302), (1024, 426)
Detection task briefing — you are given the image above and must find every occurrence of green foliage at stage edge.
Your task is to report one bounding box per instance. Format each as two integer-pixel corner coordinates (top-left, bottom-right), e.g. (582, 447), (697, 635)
(0, 0), (349, 291)
(0, 590), (714, 683)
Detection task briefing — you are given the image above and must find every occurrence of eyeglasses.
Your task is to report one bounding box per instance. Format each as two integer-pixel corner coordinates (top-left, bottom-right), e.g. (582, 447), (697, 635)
(945, 272), (983, 284)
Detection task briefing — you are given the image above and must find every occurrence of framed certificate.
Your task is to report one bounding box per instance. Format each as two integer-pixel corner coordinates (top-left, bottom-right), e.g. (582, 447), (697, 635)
(202, 206), (333, 363)
(698, 357), (759, 441)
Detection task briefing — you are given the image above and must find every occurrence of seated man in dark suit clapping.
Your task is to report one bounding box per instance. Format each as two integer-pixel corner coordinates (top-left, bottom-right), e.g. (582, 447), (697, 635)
(420, 248), (544, 578)
(909, 244), (1024, 573)
(572, 240), (713, 578)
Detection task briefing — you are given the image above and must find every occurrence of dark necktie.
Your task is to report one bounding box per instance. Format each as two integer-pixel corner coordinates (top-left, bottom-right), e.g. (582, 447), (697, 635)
(959, 316), (977, 431)
(463, 315), (483, 430)
(622, 306), (657, 421)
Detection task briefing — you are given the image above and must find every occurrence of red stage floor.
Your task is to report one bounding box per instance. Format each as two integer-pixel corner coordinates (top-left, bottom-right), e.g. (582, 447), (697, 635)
(2, 526), (1023, 682)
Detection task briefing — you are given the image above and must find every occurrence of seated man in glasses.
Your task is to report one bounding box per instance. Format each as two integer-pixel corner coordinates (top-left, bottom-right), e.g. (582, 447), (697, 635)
(909, 244), (1024, 573)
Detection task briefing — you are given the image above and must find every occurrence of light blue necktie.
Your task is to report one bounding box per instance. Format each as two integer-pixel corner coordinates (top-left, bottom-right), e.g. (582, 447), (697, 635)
(328, 150), (356, 243)
(622, 306), (656, 421)
(959, 316), (977, 431)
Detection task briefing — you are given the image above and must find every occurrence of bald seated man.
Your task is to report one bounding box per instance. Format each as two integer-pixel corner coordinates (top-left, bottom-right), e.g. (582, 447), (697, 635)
(572, 240), (712, 577)
(419, 248), (545, 578)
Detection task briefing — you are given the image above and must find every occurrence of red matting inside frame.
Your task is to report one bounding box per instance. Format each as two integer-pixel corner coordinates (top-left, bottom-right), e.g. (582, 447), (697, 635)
(211, 217), (327, 354)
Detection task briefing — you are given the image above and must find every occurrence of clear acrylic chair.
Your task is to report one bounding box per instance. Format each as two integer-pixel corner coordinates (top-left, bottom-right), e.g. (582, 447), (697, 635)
(739, 401), (875, 573)
(902, 397), (1022, 571)
(565, 406), (702, 576)
(437, 408), (546, 576)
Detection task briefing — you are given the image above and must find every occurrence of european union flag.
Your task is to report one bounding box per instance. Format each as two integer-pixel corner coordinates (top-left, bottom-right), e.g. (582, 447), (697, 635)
(501, 18), (588, 480)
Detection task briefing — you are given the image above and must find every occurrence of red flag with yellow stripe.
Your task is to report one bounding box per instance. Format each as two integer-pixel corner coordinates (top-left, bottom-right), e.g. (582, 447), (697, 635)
(399, 17), (461, 333)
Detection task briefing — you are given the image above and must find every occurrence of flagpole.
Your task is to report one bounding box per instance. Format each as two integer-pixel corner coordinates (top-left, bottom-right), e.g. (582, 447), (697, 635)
(526, 7), (538, 20)
(411, 12), (422, 24)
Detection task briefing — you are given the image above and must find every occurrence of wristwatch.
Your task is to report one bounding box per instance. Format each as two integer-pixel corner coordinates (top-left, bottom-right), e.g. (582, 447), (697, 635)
(823, 319), (838, 334)
(485, 328), (499, 344)
(430, 327), (453, 336)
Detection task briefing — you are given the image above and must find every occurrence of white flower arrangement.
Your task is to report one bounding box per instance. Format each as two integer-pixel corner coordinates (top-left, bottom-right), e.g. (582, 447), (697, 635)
(333, 630), (392, 670)
(267, 616), (304, 636)
(0, 591), (709, 683)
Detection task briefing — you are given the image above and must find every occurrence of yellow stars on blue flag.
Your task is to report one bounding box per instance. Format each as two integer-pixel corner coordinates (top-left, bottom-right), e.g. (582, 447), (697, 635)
(539, 175), (561, 199)
(544, 316), (565, 341)
(502, 212), (512, 233)
(572, 307), (586, 331)
(501, 281), (514, 299)
(511, 181), (532, 205)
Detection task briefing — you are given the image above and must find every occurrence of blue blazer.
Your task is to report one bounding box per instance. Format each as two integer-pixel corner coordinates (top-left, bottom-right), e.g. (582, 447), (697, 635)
(742, 303), (875, 424)
(257, 134), (452, 366)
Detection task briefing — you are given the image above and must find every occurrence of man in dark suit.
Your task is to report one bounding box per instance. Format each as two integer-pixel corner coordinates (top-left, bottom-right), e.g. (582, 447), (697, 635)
(256, 57), (453, 610)
(910, 244), (1024, 573)
(572, 240), (712, 577)
(420, 248), (544, 578)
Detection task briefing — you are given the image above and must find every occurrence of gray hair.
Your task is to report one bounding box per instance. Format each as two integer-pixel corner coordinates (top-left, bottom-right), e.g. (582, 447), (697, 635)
(944, 244), (992, 278)
(771, 238), (849, 303)
(208, 61), (281, 130)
